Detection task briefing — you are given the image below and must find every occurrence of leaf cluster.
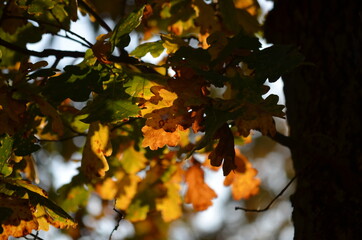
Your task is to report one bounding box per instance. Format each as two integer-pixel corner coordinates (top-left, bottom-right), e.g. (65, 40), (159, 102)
(0, 0), (303, 238)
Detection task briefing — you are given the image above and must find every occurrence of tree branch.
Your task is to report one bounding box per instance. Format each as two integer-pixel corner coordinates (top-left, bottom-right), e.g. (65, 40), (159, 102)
(0, 37), (85, 58)
(78, 0), (113, 32)
(235, 175), (296, 213)
(268, 131), (295, 149)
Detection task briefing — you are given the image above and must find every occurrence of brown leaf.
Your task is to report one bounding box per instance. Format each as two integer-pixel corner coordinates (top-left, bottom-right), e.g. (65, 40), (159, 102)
(92, 33), (112, 64)
(184, 162), (217, 211)
(0, 197), (37, 239)
(208, 124), (237, 176)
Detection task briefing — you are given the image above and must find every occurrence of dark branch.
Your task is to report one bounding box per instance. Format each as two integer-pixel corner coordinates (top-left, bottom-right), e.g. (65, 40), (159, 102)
(2, 13), (93, 48)
(268, 131), (295, 149)
(235, 175), (297, 213)
(36, 134), (86, 143)
(109, 207), (125, 240)
(0, 37), (85, 58)
(78, 0), (113, 32)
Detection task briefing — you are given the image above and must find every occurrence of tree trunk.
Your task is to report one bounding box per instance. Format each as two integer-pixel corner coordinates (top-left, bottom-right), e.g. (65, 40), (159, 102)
(264, 1), (362, 239)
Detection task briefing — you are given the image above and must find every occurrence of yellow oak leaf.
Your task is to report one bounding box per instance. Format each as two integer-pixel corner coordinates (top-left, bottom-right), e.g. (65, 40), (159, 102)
(115, 174), (141, 210)
(224, 149), (260, 200)
(120, 146), (147, 174)
(95, 178), (118, 200)
(184, 163), (217, 211)
(141, 125), (185, 150)
(140, 87), (178, 116)
(81, 122), (112, 179)
(156, 182), (182, 222)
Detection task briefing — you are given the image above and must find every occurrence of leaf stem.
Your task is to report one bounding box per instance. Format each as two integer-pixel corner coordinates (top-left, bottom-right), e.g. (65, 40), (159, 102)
(235, 175), (296, 213)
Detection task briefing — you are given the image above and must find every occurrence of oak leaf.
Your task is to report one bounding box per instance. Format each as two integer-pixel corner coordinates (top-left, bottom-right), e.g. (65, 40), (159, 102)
(224, 149), (260, 200)
(119, 146), (147, 174)
(34, 96), (64, 136)
(141, 125), (184, 150)
(184, 162), (217, 211)
(115, 173), (141, 210)
(156, 164), (183, 222)
(0, 179), (76, 239)
(81, 122), (112, 179)
(156, 182), (182, 222)
(208, 124), (237, 176)
(140, 87), (178, 116)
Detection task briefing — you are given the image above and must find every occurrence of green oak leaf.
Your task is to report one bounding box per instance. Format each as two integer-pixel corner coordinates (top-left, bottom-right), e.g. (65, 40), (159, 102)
(244, 45), (305, 83)
(130, 41), (165, 58)
(110, 6), (145, 51)
(0, 134), (14, 177)
(80, 83), (140, 123)
(43, 64), (105, 104)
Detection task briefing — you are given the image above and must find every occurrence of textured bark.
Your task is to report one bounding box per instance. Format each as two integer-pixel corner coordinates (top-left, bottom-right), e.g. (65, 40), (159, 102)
(264, 1), (362, 239)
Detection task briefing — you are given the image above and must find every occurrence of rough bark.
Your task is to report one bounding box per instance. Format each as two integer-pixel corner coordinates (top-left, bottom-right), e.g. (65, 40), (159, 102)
(264, 1), (362, 239)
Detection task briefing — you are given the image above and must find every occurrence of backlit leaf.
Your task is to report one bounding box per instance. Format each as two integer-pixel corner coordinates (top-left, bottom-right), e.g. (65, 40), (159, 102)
(110, 6), (145, 51)
(115, 173), (141, 210)
(120, 146), (147, 174)
(184, 162), (217, 211)
(81, 122), (112, 179)
(0, 178), (76, 239)
(156, 182), (182, 222)
(126, 199), (149, 222)
(141, 125), (184, 150)
(0, 134), (13, 176)
(224, 149), (260, 200)
(130, 41), (165, 58)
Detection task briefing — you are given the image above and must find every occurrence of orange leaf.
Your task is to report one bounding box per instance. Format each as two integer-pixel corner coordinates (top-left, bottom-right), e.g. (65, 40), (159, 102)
(141, 125), (184, 150)
(184, 163), (217, 211)
(224, 149), (260, 200)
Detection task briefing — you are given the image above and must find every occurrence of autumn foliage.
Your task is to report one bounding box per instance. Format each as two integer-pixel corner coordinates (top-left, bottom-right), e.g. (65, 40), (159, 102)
(0, 0), (303, 239)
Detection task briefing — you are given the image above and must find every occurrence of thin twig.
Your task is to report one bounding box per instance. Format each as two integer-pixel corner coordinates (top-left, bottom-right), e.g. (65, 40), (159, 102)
(235, 175), (297, 212)
(109, 207), (125, 240)
(36, 134), (86, 143)
(29, 232), (44, 240)
(2, 15), (93, 48)
(78, 0), (113, 32)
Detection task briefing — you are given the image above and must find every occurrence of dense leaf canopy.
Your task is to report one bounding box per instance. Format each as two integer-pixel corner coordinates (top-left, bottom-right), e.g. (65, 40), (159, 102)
(0, 0), (303, 239)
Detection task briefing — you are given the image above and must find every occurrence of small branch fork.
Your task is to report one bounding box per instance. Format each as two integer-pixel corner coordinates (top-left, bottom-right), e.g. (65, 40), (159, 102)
(109, 207), (125, 240)
(235, 175), (297, 212)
